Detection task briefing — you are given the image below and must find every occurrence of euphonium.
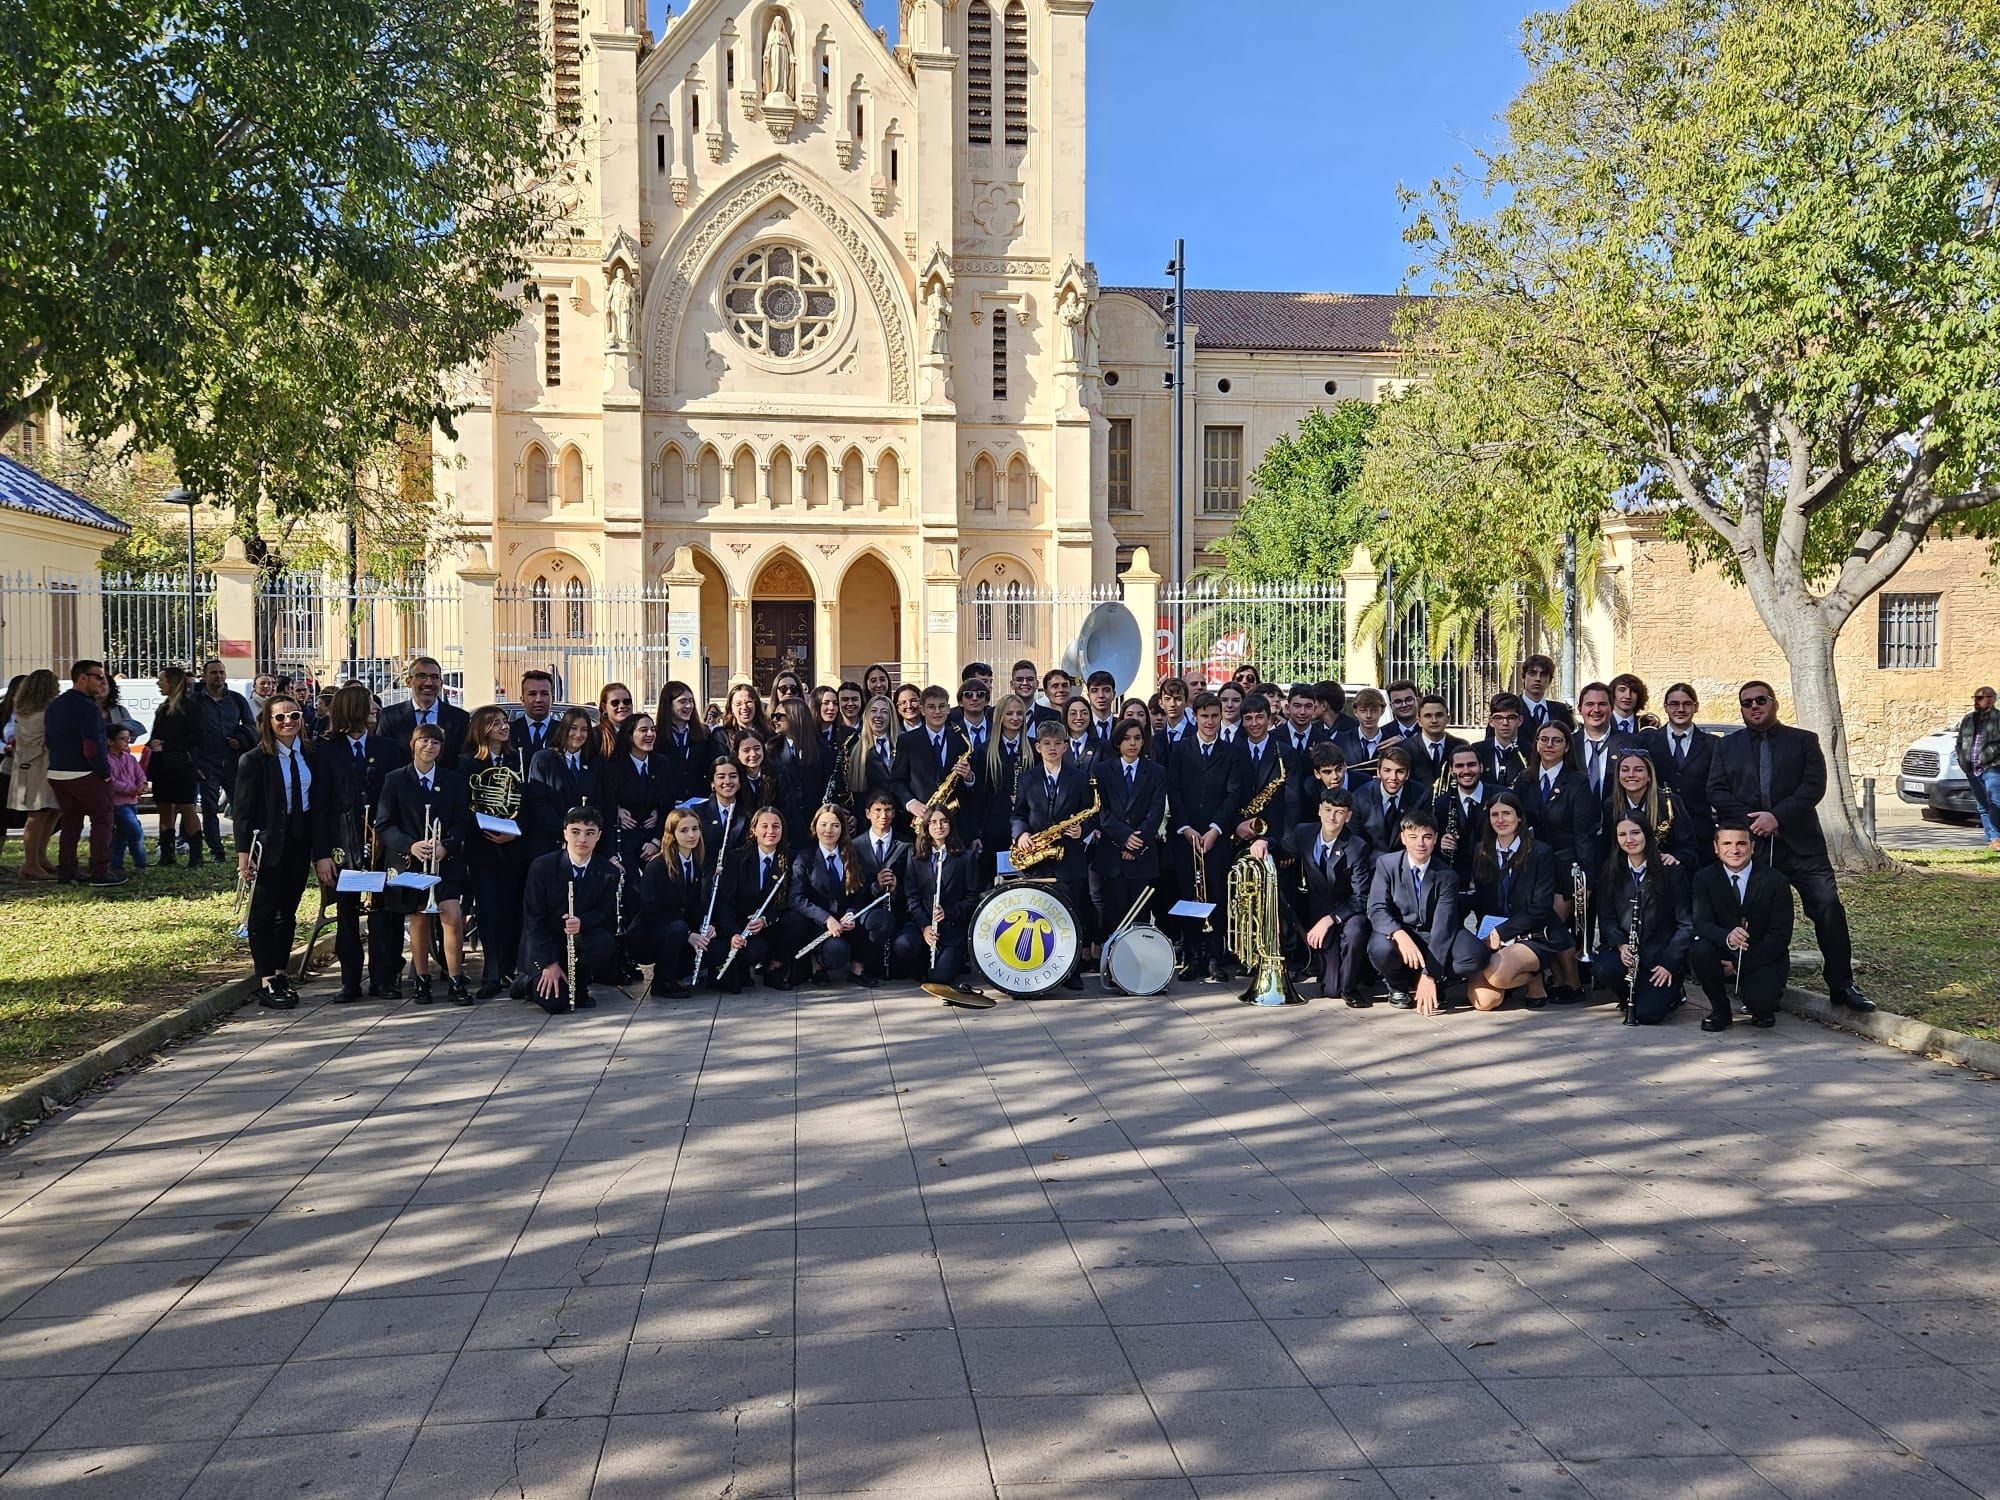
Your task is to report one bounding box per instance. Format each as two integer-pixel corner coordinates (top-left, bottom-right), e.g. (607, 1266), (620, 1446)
(1241, 751), (1287, 838)
(1226, 851), (1302, 1006)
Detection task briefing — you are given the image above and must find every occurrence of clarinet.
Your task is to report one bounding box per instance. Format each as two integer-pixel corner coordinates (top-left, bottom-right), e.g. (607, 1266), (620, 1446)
(689, 807), (731, 986)
(1620, 878), (1643, 1023)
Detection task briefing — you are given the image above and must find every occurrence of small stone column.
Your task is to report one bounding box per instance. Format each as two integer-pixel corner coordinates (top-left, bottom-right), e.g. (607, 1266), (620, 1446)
(211, 537), (259, 680)
(1342, 545), (1383, 685)
(456, 544), (501, 705)
(661, 546), (705, 694)
(1119, 547), (1161, 700)
(923, 547), (961, 691)
(816, 598), (839, 686)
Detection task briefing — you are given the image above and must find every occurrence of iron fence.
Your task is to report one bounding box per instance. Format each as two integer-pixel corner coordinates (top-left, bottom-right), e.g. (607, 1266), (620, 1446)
(1382, 598), (1512, 727)
(495, 581), (677, 709)
(254, 573), (463, 704)
(1158, 578), (1345, 689)
(959, 582), (1122, 676)
(0, 570), (217, 685)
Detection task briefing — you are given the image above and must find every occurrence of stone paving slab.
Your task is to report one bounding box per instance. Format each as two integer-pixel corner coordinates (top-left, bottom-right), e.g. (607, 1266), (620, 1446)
(2, 974), (1999, 1497)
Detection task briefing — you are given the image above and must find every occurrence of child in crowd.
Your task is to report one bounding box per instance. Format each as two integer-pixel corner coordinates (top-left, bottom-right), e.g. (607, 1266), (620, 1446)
(106, 723), (149, 875)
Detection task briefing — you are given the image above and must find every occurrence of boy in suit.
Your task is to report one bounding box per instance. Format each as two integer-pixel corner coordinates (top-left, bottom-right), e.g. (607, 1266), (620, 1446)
(1354, 743), (1419, 854)
(1640, 682), (1717, 862)
(1164, 693), (1244, 982)
(1517, 654), (1574, 731)
(1366, 811), (1478, 1014)
(852, 791), (913, 979)
(1689, 818), (1794, 1031)
(893, 685), (976, 836)
(1433, 745), (1498, 883)
(1011, 718), (1099, 989)
(1294, 789), (1372, 1005)
(520, 804), (620, 1013)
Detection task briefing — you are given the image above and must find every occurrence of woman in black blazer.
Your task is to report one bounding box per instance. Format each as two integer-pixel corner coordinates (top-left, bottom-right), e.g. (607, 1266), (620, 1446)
(654, 680), (707, 806)
(979, 694), (1033, 878)
(598, 713), (667, 874)
(375, 722), (472, 1003)
(694, 756), (754, 865)
(789, 805), (871, 985)
(1605, 751), (1698, 868)
(1462, 792), (1573, 1012)
(234, 695), (333, 1007)
(1596, 814), (1693, 1025)
(640, 808), (726, 997)
(1522, 717), (1598, 975)
(525, 709), (599, 859)
(1091, 719), (1167, 946)
(844, 695), (902, 824)
(896, 805), (981, 986)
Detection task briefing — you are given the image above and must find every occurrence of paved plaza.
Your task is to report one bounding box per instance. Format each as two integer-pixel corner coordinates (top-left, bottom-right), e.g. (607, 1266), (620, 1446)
(2, 977), (1999, 1500)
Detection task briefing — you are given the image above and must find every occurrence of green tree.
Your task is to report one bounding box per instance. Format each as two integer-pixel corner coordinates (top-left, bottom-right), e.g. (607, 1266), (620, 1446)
(1359, 0), (2000, 869)
(1, 0), (559, 491)
(1210, 401), (1380, 582)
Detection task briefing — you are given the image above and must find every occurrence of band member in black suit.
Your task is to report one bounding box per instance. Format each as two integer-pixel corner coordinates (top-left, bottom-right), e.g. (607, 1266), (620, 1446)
(1036, 667), (1075, 731)
(1333, 687), (1394, 783)
(317, 683), (400, 1000)
(599, 713), (665, 977)
(1151, 676), (1192, 761)
(520, 805), (619, 1013)
(1573, 683), (1639, 807)
(655, 680), (708, 806)
(1012, 719), (1099, 982)
(1480, 693), (1533, 789)
(1462, 793), (1571, 1012)
(844, 694), (902, 820)
(1522, 719), (1598, 883)
(1403, 694), (1467, 796)
(526, 709), (599, 861)
(640, 808), (721, 999)
(236, 695), (335, 1008)
(731, 730), (785, 824)
(1276, 684), (1330, 770)
(695, 757), (754, 866)
(376, 657), (470, 772)
(1595, 814), (1693, 1025)
(507, 670), (559, 771)
(1690, 819), (1794, 1031)
(709, 683), (769, 763)
(1609, 672), (1654, 738)
(1383, 680), (1422, 743)
(1433, 745), (1499, 883)
(1314, 681), (1359, 741)
(1366, 811), (1478, 1014)
(464, 705), (531, 998)
(946, 676), (995, 751)
(791, 806), (874, 986)
(1640, 682), (1717, 862)
(1061, 697), (1097, 767)
(852, 791), (913, 978)
(1354, 743), (1419, 855)
(1094, 719), (1167, 944)
(896, 805), (982, 987)
(1517, 654), (1574, 731)
(1164, 694), (1243, 983)
(1706, 680), (1871, 1011)
(1294, 789), (1372, 1006)
(893, 685), (976, 837)
(977, 694), (1034, 878)
(722, 806), (797, 991)
(375, 722), (471, 1004)
(1605, 750), (1697, 868)
(772, 697), (836, 830)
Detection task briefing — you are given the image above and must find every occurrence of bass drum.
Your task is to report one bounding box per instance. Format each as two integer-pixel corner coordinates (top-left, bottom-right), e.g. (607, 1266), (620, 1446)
(1101, 924), (1176, 997)
(971, 880), (1084, 997)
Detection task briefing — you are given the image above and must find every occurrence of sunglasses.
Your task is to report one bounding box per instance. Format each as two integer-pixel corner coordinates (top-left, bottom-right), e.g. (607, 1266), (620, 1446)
(609, 698), (632, 708)
(1739, 694), (1772, 708)
(272, 711), (303, 723)
(963, 689), (990, 699)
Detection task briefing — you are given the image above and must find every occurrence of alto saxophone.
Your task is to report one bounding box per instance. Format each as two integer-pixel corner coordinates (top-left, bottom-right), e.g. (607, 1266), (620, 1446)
(926, 742), (975, 818)
(1015, 781), (1100, 871)
(1241, 751), (1287, 838)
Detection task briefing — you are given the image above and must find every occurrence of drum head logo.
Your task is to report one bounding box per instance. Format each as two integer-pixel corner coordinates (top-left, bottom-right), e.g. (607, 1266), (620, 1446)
(971, 885), (1081, 995)
(993, 910), (1055, 971)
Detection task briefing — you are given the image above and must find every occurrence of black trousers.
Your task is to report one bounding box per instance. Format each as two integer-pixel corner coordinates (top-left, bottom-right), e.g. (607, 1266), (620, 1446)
(1096, 869), (1150, 946)
(467, 839), (530, 984)
(1691, 940), (1787, 1022)
(1594, 947), (1686, 1024)
(1309, 914), (1370, 997)
(1367, 928), (1480, 993)
(534, 928), (616, 1013)
(1170, 838), (1232, 970)
(891, 922), (969, 984)
(248, 827), (312, 979)
(649, 919), (693, 992)
(331, 892), (402, 991)
(1772, 845), (1854, 991)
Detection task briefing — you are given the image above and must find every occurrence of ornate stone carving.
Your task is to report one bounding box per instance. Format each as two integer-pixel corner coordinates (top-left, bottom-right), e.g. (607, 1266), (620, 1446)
(646, 163), (913, 404)
(835, 135), (855, 169)
(705, 126), (725, 162)
(670, 171), (691, 207)
(870, 176), (892, 214)
(969, 182), (1023, 241)
(756, 557), (812, 596)
(604, 266), (637, 351)
(816, 543), (841, 556)
(729, 542), (753, 557)
(958, 257), (1049, 277)
(762, 14), (795, 103)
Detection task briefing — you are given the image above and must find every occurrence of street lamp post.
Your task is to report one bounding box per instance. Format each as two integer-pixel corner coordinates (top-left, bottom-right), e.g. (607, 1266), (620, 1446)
(1165, 240), (1187, 594)
(164, 487), (198, 668)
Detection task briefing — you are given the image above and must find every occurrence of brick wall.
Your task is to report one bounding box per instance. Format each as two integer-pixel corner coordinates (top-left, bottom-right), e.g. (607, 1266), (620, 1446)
(1618, 526), (1997, 780)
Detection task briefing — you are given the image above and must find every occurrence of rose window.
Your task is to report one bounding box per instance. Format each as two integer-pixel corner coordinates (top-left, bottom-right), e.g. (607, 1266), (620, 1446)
(722, 244), (838, 359)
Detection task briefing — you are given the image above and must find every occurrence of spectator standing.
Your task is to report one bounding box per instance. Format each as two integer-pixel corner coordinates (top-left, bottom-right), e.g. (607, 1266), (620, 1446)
(193, 659), (256, 862)
(1956, 686), (2000, 851)
(147, 667), (204, 866)
(45, 659), (124, 887)
(5, 669), (59, 880)
(0, 673), (23, 867)
(106, 724), (149, 876)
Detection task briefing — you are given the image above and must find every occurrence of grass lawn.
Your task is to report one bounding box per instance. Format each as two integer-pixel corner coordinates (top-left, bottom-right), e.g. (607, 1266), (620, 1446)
(0, 861), (315, 1092)
(1843, 849), (2000, 1042)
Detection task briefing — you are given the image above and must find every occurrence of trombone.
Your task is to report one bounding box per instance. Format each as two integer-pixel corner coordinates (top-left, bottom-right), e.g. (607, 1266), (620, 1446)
(233, 832), (264, 940)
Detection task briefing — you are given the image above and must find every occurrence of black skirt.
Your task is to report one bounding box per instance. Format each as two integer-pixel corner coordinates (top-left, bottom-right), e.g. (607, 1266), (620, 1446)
(150, 751), (197, 806)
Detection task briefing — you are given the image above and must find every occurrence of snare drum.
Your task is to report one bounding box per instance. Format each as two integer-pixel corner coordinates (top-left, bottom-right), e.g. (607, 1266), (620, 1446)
(971, 880), (1084, 997)
(1101, 924), (1175, 996)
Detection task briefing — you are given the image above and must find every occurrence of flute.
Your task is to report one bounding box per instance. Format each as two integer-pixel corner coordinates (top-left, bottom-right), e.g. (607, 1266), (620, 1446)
(928, 850), (945, 974)
(564, 881), (578, 1012)
(689, 807), (731, 987)
(715, 863), (786, 981)
(796, 888), (894, 960)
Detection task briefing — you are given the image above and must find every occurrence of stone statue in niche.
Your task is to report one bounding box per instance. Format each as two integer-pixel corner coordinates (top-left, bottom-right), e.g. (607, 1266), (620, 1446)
(762, 13), (795, 103)
(604, 266), (637, 351)
(1056, 286), (1089, 368)
(924, 282), (953, 362)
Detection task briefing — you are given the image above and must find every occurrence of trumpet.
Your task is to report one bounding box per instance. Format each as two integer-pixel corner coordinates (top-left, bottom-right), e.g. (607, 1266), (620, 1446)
(233, 832), (264, 940)
(419, 804), (442, 915)
(1193, 838), (1212, 933)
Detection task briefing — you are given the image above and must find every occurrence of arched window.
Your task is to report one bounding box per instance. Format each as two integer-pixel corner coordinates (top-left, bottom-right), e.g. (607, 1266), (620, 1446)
(731, 445), (757, 504)
(660, 444), (685, 508)
(1007, 455), (1031, 512)
(524, 444), (550, 507)
(874, 449), (900, 510)
(966, 2), (993, 146)
(769, 444), (795, 507)
(805, 448), (831, 509)
(1005, 580), (1026, 643)
(564, 576), (586, 638)
(974, 580), (993, 643)
(531, 576), (552, 640)
(699, 446), (723, 507)
(972, 454), (995, 512)
(841, 449), (865, 509)
(558, 446), (583, 506)
(1003, 2), (1028, 147)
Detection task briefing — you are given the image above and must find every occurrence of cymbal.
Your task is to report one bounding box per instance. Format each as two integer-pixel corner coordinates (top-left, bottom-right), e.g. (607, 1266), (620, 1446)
(924, 982), (996, 1009)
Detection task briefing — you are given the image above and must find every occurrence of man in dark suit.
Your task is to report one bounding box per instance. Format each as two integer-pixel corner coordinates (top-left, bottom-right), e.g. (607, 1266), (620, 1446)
(317, 683), (402, 998)
(1334, 687), (1394, 785)
(507, 670), (559, 770)
(1354, 744), (1419, 854)
(1231, 694), (1293, 855)
(1517, 654), (1575, 732)
(1432, 746), (1499, 883)
(1093, 723), (1168, 939)
(1313, 681), (1360, 742)
(1276, 684), (1331, 769)
(1164, 692), (1244, 981)
(1366, 812), (1478, 1013)
(1573, 682), (1638, 807)
(1403, 694), (1468, 797)
(1706, 679), (1872, 1011)
(519, 805), (620, 1013)
(893, 685), (977, 835)
(1479, 693), (1534, 790)
(1081, 671), (1121, 760)
(377, 657), (471, 771)
(1294, 790), (1372, 1005)
(1011, 719), (1099, 989)
(1689, 819), (1795, 1031)
(1640, 682), (1717, 862)
(853, 791), (914, 978)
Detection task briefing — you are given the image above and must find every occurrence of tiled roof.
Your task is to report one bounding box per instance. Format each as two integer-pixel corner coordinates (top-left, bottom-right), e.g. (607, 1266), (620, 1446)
(1103, 287), (1423, 353)
(0, 454), (129, 535)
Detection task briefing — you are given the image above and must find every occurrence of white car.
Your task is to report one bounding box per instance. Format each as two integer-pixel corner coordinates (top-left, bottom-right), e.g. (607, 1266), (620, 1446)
(1896, 727), (1976, 820)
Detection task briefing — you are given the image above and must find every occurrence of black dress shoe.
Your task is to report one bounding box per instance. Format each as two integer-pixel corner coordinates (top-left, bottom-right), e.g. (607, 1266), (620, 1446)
(1832, 985), (1878, 1013)
(335, 985), (364, 1003)
(370, 980), (403, 1000)
(1178, 964), (1209, 984)
(449, 976), (473, 1006)
(1523, 993), (1548, 1010)
(573, 986), (596, 1008)
(277, 975), (302, 1000)
(1387, 991), (1416, 1010)
(650, 983), (690, 1000)
(849, 972), (880, 989)
(412, 974), (434, 1004)
(1060, 971), (1083, 991)
(1700, 1015), (1731, 1032)
(476, 977), (506, 1000)
(257, 982), (297, 1010)
(1343, 995), (1370, 1009)
(1750, 1013), (1777, 1029)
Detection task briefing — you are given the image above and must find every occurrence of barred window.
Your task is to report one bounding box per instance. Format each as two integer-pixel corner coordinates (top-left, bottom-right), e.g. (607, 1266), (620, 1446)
(1202, 426), (1243, 513)
(992, 314), (1008, 401)
(564, 576), (586, 638)
(1878, 592), (1939, 669)
(1003, 2), (1028, 148)
(531, 576), (552, 640)
(543, 297), (561, 387)
(1005, 580), (1025, 642)
(1107, 418), (1133, 511)
(974, 580), (993, 642)
(966, 2), (993, 146)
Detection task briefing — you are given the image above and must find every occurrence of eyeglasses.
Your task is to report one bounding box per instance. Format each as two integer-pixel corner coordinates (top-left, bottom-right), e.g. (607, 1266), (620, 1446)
(272, 711), (303, 723)
(1739, 694), (1772, 708)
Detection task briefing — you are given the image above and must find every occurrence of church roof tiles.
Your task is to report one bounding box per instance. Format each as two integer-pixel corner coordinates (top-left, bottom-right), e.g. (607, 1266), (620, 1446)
(1103, 287), (1421, 353)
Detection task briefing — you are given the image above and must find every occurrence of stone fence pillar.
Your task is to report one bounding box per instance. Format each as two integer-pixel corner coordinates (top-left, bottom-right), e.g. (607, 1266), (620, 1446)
(923, 547), (961, 691)
(1341, 545), (1383, 685)
(455, 545), (500, 706)
(211, 537), (258, 680)
(661, 546), (705, 692)
(1119, 547), (1160, 700)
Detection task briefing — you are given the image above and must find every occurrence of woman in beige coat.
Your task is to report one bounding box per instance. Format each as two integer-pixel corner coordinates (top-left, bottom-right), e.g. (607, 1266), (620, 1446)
(5, 670), (60, 880)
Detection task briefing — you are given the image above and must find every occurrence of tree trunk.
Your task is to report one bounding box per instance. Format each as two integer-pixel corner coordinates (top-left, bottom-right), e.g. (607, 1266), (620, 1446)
(1782, 612), (1890, 873)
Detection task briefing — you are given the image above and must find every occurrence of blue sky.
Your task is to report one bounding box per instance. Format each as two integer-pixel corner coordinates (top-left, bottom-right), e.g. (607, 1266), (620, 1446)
(654, 1), (1528, 293)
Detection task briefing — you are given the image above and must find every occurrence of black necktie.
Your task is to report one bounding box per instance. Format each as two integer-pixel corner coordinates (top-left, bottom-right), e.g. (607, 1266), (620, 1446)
(875, 838), (886, 864)
(1673, 734), (1687, 767)
(1732, 871), (1746, 907)
(1413, 865), (1425, 906)
(1463, 797), (1476, 825)
(1252, 744), (1262, 766)
(567, 753), (579, 772)
(760, 856), (771, 888)
(1431, 743), (1444, 773)
(683, 858), (695, 884)
(1542, 772), (1554, 802)
(418, 774), (431, 795)
(1201, 742), (1211, 761)
(827, 853), (841, 883)
(351, 739), (365, 771)
(1317, 844), (1330, 875)
(1125, 764), (1136, 794)
(1046, 774), (1058, 802)
(1756, 734), (1774, 808)
(932, 733), (944, 761)
(286, 750), (303, 813)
